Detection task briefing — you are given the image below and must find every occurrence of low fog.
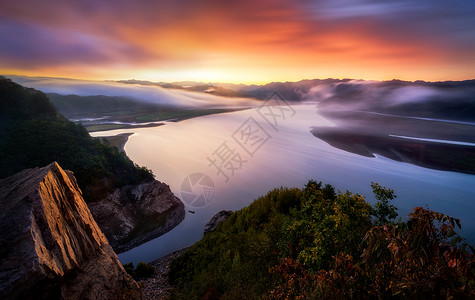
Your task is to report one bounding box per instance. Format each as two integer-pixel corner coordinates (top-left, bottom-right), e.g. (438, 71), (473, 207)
(292, 79), (475, 122)
(303, 80), (473, 108)
(7, 75), (260, 108)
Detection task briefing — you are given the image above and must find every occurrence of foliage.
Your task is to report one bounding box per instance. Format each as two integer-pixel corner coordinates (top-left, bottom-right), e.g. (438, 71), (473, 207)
(169, 187), (302, 299)
(282, 181), (372, 271)
(370, 182), (398, 225)
(123, 263), (135, 278)
(0, 76), (154, 201)
(360, 207), (475, 298)
(169, 180), (474, 299)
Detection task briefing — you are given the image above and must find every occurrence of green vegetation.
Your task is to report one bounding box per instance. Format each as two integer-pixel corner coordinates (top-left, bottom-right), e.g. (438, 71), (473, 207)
(169, 181), (474, 299)
(123, 262), (155, 280)
(0, 76), (153, 201)
(86, 124), (141, 132)
(99, 133), (133, 153)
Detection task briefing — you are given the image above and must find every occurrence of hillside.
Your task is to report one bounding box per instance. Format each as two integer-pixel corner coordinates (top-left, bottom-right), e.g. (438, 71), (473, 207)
(0, 76), (185, 251)
(169, 181), (474, 299)
(0, 76), (153, 200)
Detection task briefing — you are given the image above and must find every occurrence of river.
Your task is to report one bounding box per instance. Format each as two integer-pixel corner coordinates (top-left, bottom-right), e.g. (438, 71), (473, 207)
(92, 104), (475, 264)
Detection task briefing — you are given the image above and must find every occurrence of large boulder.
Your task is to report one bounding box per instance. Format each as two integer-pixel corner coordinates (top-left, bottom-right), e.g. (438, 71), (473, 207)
(89, 180), (185, 253)
(0, 162), (142, 300)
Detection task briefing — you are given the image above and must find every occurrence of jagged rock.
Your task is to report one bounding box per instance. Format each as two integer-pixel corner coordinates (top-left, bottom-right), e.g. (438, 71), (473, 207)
(89, 180), (185, 253)
(204, 210), (233, 235)
(0, 162), (142, 300)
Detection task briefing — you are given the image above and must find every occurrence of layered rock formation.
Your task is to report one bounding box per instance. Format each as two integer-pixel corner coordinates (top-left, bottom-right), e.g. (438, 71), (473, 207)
(89, 180), (185, 253)
(204, 210), (233, 235)
(0, 162), (142, 300)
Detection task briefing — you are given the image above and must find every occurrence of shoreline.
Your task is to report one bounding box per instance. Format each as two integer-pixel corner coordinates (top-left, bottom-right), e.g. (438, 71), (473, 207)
(99, 133), (134, 153)
(139, 247), (190, 300)
(84, 107), (251, 133)
(311, 126), (475, 175)
(87, 122), (164, 133)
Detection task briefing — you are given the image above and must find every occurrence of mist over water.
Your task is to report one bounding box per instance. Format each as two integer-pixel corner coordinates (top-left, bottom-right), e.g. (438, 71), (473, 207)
(92, 104), (475, 264)
(6, 75), (260, 108)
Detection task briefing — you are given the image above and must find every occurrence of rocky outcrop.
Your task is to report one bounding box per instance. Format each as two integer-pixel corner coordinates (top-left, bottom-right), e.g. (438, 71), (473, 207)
(0, 162), (142, 300)
(89, 180), (185, 253)
(204, 210), (233, 235)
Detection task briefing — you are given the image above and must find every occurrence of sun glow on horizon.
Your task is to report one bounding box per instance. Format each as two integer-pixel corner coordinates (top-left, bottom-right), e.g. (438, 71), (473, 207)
(1, 0), (474, 84)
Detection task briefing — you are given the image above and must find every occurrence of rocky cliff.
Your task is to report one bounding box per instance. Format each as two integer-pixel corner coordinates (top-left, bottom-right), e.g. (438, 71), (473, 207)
(204, 210), (233, 235)
(89, 180), (185, 253)
(0, 162), (142, 300)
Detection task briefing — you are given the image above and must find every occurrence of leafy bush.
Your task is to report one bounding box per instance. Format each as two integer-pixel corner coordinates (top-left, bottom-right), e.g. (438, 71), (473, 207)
(169, 181), (474, 299)
(370, 182), (398, 225)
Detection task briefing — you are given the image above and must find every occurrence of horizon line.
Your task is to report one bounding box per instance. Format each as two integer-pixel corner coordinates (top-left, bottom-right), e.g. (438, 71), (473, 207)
(3, 73), (475, 87)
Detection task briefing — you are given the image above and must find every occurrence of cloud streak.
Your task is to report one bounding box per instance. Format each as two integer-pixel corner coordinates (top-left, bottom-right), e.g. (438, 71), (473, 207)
(1, 0), (474, 82)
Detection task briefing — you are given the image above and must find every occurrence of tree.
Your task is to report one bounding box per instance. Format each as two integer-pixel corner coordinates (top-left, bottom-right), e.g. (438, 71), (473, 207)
(371, 182), (398, 225)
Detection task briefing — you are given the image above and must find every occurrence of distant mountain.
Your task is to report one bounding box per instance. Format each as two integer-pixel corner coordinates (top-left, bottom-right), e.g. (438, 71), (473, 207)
(116, 79), (251, 98)
(237, 78), (475, 122)
(116, 77), (475, 122)
(242, 78), (349, 101)
(184, 84), (250, 98)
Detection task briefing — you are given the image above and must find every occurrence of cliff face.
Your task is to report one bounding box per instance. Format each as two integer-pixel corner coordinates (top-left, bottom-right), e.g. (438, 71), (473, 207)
(89, 180), (185, 253)
(0, 162), (142, 300)
(204, 210), (233, 235)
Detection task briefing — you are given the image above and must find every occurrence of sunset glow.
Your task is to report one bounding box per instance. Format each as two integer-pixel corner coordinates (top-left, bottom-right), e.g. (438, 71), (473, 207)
(1, 0), (474, 83)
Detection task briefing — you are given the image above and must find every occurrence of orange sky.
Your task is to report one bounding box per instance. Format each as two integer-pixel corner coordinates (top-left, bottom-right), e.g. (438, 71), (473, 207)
(1, 0), (474, 83)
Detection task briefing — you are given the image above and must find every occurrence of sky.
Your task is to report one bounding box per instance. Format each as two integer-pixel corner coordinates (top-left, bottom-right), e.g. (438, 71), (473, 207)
(1, 0), (475, 84)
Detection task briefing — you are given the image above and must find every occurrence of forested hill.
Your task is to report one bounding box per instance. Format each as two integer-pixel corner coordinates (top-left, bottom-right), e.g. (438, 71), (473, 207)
(0, 76), (153, 201)
(169, 181), (474, 299)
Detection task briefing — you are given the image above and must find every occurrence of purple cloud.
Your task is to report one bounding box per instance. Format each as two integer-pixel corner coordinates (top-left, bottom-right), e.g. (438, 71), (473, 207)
(0, 17), (149, 69)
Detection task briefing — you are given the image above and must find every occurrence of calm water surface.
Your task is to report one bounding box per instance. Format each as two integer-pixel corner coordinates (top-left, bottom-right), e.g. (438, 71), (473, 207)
(92, 104), (475, 264)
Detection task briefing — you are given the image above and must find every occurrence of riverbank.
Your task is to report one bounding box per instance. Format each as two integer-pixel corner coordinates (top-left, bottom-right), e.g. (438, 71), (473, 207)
(87, 122), (164, 132)
(139, 248), (189, 300)
(99, 133), (134, 152)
